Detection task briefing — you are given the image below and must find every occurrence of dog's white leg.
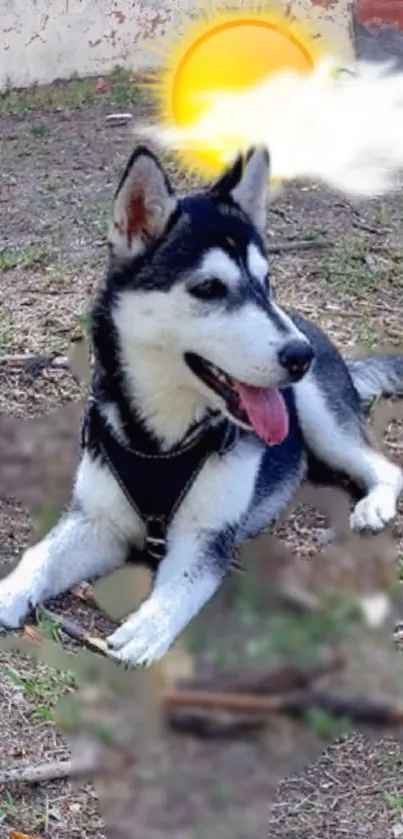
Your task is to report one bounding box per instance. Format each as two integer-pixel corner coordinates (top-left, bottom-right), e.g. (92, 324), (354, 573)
(294, 375), (403, 532)
(348, 459), (403, 531)
(107, 533), (230, 665)
(0, 509), (129, 629)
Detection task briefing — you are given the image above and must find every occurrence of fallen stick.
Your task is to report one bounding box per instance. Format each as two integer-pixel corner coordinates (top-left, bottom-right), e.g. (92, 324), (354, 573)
(30, 610), (342, 697)
(266, 239), (332, 254)
(106, 112), (133, 125)
(27, 609), (109, 657)
(163, 688), (403, 725)
(0, 757), (99, 787)
(25, 614), (403, 726)
(0, 353), (69, 375)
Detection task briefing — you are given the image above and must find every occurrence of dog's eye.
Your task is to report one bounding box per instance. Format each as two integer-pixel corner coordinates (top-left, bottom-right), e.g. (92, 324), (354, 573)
(189, 279), (228, 301)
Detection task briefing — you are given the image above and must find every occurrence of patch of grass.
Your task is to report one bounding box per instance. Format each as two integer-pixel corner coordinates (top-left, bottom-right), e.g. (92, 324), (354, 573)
(0, 791), (18, 821)
(317, 236), (382, 294)
(305, 708), (351, 740)
(108, 66), (139, 107)
(0, 312), (12, 355)
(354, 323), (378, 351)
(78, 306), (92, 338)
(383, 791), (403, 811)
(0, 243), (56, 271)
(298, 227), (327, 241)
(372, 205), (390, 226)
(0, 663), (76, 722)
(210, 647), (231, 668)
(44, 260), (71, 285)
(35, 606), (63, 644)
(30, 122), (52, 138)
(91, 200), (112, 235)
(245, 596), (361, 666)
(0, 67), (142, 116)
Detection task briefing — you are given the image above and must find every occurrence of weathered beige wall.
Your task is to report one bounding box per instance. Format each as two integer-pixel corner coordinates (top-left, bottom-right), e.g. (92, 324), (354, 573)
(1, 0), (354, 91)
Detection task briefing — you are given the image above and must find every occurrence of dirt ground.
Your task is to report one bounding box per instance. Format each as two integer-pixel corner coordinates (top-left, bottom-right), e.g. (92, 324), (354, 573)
(1, 74), (403, 838)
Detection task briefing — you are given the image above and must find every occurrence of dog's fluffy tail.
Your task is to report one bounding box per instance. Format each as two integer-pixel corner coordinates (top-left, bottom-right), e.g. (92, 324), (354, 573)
(347, 354), (403, 402)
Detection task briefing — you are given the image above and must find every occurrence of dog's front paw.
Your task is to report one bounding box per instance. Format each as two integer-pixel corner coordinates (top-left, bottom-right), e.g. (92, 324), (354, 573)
(0, 577), (31, 629)
(350, 485), (398, 532)
(107, 602), (174, 667)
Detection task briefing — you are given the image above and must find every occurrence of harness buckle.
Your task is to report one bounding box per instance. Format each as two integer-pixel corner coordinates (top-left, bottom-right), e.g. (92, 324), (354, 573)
(145, 515), (167, 561)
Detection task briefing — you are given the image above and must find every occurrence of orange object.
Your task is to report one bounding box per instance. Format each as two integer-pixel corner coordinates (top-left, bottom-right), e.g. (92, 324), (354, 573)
(10, 832), (44, 839)
(22, 625), (42, 644)
(153, 4), (323, 177)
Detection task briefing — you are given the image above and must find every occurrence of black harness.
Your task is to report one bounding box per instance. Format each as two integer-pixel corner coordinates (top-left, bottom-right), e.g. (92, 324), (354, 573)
(81, 400), (241, 569)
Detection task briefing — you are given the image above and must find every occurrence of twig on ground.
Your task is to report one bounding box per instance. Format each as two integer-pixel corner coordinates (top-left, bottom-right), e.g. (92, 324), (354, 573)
(0, 353), (69, 376)
(106, 113), (133, 125)
(351, 218), (383, 235)
(0, 239), (42, 254)
(268, 207), (294, 225)
(21, 612), (403, 737)
(163, 688), (403, 724)
(28, 608), (109, 656)
(30, 608), (342, 695)
(0, 757), (99, 787)
(333, 200), (389, 235)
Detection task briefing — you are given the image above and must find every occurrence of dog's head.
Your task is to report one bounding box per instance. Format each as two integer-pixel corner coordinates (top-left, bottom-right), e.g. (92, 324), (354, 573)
(105, 145), (313, 445)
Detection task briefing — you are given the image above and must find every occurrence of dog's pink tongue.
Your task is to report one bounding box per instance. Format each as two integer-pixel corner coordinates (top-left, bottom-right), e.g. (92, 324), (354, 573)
(234, 383), (289, 445)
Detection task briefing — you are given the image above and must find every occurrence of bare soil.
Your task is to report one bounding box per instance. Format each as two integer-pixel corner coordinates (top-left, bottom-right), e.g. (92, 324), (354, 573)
(1, 76), (403, 838)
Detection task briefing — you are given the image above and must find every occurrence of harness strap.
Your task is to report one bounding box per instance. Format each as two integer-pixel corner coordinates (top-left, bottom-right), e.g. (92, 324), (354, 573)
(81, 402), (241, 566)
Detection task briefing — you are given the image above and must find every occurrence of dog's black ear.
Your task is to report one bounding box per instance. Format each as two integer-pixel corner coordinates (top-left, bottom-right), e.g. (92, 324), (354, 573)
(210, 146), (270, 232)
(108, 146), (177, 262)
(209, 153), (244, 196)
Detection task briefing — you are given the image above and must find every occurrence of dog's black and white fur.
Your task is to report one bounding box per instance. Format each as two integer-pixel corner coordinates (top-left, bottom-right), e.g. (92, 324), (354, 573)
(1, 145), (403, 665)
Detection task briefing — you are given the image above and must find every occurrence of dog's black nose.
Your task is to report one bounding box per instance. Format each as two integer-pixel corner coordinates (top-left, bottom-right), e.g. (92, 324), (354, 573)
(278, 340), (314, 382)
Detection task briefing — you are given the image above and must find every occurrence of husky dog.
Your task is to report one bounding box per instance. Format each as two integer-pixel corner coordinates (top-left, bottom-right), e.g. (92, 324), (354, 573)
(1, 145), (403, 666)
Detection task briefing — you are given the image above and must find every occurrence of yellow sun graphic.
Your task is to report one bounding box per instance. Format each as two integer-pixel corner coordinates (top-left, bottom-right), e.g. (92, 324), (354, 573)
(147, 1), (337, 179)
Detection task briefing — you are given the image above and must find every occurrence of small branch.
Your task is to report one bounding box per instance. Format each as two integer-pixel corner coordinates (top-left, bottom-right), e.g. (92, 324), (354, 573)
(24, 613), (403, 728)
(267, 239), (333, 254)
(351, 218), (382, 235)
(0, 757), (99, 787)
(30, 610), (342, 697)
(106, 113), (133, 126)
(163, 688), (403, 725)
(28, 609), (110, 657)
(0, 353), (69, 377)
(268, 207), (294, 225)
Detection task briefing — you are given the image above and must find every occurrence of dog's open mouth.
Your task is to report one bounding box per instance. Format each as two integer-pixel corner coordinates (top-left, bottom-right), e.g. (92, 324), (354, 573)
(185, 353), (289, 445)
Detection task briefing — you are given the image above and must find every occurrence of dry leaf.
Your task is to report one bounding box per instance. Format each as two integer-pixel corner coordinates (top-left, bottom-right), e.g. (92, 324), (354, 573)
(10, 832), (44, 839)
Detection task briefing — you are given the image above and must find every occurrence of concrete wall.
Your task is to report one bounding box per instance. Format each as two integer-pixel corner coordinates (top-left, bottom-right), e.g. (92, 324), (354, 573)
(1, 0), (354, 91)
